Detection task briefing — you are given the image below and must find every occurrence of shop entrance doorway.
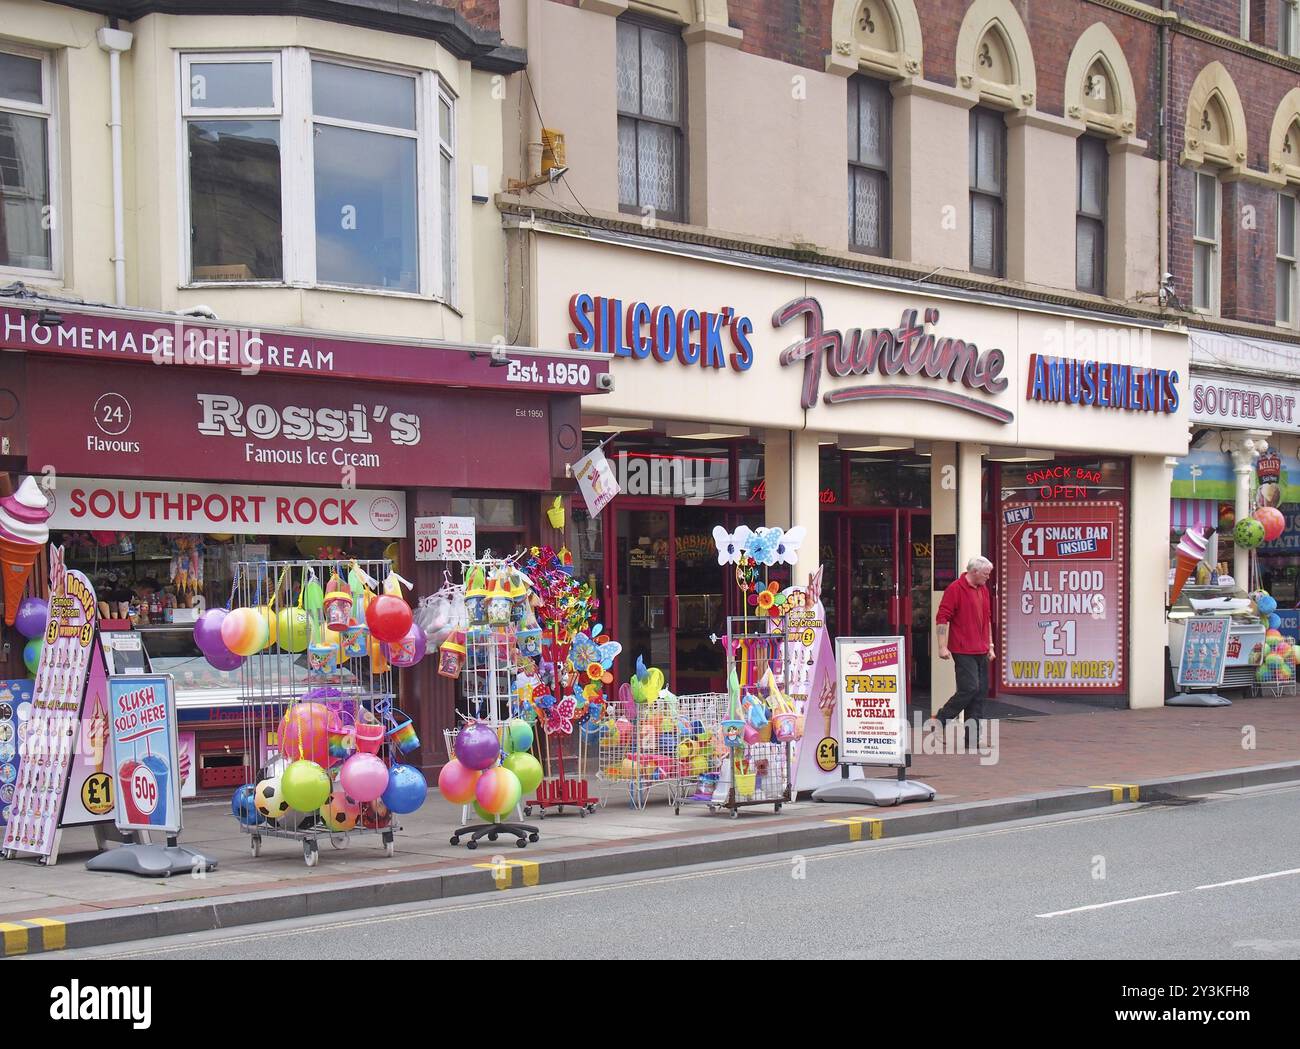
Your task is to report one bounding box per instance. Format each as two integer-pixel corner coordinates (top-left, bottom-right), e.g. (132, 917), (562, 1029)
(612, 503), (790, 695)
(821, 509), (932, 709)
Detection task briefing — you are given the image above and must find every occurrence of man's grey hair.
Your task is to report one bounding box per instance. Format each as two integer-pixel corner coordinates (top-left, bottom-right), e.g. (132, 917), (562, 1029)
(967, 555), (993, 572)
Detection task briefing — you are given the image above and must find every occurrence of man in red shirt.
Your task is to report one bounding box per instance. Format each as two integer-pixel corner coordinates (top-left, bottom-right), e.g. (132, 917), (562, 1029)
(934, 555), (994, 726)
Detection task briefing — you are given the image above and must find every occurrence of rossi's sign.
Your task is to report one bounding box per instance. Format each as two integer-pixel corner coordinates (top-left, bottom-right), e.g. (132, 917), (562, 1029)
(27, 359), (555, 490)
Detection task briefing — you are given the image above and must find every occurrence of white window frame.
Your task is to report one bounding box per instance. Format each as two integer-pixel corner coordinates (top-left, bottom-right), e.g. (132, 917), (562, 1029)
(1242, 1), (1251, 39)
(178, 48), (455, 301)
(0, 42), (60, 280)
(1193, 169), (1221, 315)
(1278, 191), (1297, 327)
(436, 81), (457, 308)
(1283, 0), (1300, 56)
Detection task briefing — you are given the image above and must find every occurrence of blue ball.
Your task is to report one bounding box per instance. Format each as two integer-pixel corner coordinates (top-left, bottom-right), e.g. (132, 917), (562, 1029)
(381, 763), (428, 815)
(231, 784), (264, 826)
(1258, 594), (1279, 614)
(1269, 612), (1282, 629)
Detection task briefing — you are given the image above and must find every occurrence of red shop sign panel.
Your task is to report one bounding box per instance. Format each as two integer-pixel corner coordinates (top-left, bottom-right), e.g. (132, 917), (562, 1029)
(1, 304), (607, 395)
(26, 359), (554, 490)
(999, 499), (1125, 695)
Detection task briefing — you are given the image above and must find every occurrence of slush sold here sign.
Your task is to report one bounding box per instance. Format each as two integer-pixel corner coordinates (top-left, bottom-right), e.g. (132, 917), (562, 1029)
(414, 517), (476, 561)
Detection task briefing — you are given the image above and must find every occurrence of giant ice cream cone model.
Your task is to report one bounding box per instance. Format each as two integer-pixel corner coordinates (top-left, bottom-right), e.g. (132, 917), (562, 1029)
(1170, 526), (1208, 606)
(0, 477), (52, 625)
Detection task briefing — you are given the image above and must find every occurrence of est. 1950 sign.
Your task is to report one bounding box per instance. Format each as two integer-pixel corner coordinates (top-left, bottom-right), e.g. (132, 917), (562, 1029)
(414, 517), (476, 561)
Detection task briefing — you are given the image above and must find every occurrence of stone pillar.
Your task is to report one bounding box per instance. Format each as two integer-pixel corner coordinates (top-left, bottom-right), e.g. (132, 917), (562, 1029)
(762, 429), (821, 580)
(889, 79), (976, 271)
(957, 443), (987, 570)
(1225, 430), (1269, 587)
(1006, 111), (1083, 289)
(1131, 454), (1174, 708)
(929, 442), (958, 712)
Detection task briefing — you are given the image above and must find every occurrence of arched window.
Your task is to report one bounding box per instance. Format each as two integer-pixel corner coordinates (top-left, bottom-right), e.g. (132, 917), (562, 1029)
(827, 0), (923, 79)
(954, 0), (1037, 111)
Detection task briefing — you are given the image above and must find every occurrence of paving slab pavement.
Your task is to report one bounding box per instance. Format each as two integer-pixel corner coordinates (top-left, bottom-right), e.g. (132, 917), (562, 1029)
(2, 694), (1297, 953)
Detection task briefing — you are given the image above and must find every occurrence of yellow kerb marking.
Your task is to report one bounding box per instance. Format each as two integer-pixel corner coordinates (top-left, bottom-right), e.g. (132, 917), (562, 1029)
(27, 917), (66, 951)
(473, 862), (514, 890)
(825, 816), (884, 841)
(0, 923), (29, 956)
(505, 859), (540, 887)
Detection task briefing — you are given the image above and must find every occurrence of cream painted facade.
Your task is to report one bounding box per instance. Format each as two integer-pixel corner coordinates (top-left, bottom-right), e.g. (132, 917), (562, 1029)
(1, 0), (511, 345)
(498, 0), (1161, 302)
(525, 227), (1189, 710)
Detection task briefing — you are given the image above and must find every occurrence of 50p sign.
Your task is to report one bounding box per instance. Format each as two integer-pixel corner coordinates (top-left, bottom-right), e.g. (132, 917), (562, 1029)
(414, 517), (477, 562)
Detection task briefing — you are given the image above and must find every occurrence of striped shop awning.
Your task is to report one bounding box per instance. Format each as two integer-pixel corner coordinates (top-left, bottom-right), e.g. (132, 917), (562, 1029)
(1171, 498), (1218, 531)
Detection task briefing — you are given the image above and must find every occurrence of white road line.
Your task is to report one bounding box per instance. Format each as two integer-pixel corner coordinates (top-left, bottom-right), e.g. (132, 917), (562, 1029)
(1039, 866), (1300, 918)
(1036, 891), (1182, 919)
(1194, 867), (1300, 890)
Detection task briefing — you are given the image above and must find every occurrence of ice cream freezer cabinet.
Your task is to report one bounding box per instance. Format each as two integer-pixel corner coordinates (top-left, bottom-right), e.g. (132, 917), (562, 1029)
(1167, 616), (1267, 690)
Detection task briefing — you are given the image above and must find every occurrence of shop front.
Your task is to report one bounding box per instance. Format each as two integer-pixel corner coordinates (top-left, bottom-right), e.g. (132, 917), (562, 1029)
(0, 301), (606, 786)
(526, 227), (1189, 710)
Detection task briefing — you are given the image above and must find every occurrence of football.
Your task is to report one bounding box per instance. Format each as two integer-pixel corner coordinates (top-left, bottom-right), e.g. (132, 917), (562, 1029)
(254, 776), (290, 820)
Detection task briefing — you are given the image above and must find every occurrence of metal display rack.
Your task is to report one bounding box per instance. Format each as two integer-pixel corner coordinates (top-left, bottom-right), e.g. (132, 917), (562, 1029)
(697, 615), (793, 818)
(448, 557), (540, 849)
(595, 691), (727, 811)
(236, 559), (398, 867)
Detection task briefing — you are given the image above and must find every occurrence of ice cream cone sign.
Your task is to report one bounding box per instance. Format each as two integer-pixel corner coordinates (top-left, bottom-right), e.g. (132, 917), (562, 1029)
(0, 477), (52, 625)
(1170, 526), (1209, 606)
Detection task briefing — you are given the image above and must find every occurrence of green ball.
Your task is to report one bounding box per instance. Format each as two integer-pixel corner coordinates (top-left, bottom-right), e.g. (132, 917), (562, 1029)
(502, 718), (534, 754)
(503, 751), (544, 794)
(22, 638), (43, 675)
(280, 759), (332, 812)
(472, 800), (500, 823)
(276, 607), (311, 653)
(1234, 518), (1266, 549)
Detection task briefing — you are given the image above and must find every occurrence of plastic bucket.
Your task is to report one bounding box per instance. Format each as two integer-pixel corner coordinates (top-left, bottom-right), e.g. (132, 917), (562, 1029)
(771, 712), (798, 742)
(387, 708), (420, 754)
(734, 773), (756, 796)
(355, 722), (384, 754)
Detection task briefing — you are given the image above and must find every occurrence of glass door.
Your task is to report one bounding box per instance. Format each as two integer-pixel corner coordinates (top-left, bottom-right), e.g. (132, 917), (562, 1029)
(615, 506), (674, 682)
(847, 513), (898, 636)
(674, 505), (727, 693)
(904, 511), (932, 709)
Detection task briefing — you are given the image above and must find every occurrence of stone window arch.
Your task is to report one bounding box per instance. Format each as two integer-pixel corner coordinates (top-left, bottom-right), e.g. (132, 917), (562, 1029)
(1182, 62), (1248, 174)
(579, 1), (739, 44)
(826, 0), (923, 79)
(1063, 23), (1138, 137)
(1269, 88), (1300, 184)
(954, 0), (1037, 109)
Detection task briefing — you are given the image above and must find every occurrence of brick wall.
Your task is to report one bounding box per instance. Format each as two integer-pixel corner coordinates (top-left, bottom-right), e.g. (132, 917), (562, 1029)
(448, 0), (503, 30)
(1172, 1), (1248, 37)
(1167, 29), (1297, 321)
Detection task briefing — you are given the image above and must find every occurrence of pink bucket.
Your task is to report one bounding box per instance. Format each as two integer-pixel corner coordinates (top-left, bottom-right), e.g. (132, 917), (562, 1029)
(771, 712), (798, 743)
(355, 722), (384, 754)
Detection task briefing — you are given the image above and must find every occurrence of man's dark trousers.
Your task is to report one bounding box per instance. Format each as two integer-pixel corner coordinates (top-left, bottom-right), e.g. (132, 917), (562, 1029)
(935, 653), (988, 722)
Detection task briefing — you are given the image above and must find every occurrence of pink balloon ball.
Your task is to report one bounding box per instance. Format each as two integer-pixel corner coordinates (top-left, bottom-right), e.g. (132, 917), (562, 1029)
(1254, 506), (1286, 542)
(279, 702), (331, 766)
(339, 753), (389, 803)
(437, 759), (480, 805)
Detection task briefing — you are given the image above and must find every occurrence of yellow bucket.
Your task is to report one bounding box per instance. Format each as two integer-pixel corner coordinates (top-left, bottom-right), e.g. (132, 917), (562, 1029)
(734, 773), (756, 796)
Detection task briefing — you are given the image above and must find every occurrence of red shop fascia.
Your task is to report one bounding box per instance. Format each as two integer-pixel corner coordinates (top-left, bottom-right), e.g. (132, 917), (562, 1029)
(0, 301), (608, 776)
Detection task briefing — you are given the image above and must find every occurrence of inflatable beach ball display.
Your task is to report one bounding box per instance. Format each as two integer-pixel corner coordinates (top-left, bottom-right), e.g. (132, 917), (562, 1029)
(1234, 518), (1266, 549)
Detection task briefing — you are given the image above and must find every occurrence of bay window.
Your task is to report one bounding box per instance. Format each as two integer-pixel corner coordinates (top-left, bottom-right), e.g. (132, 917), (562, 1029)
(0, 45), (56, 275)
(182, 51), (455, 299)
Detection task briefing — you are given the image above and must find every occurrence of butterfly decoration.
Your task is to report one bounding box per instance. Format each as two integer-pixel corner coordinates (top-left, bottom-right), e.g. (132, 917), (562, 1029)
(544, 695), (576, 735)
(744, 527), (781, 566)
(772, 526), (806, 565)
(571, 631), (622, 686)
(712, 525), (753, 565)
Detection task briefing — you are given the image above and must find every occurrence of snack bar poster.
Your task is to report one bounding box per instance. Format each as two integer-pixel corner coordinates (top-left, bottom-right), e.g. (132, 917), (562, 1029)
(1000, 500), (1125, 694)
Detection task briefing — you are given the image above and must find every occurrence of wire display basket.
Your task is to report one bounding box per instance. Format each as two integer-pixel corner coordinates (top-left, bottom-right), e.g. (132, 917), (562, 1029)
(1252, 630), (1300, 697)
(595, 692), (727, 810)
(235, 558), (400, 867)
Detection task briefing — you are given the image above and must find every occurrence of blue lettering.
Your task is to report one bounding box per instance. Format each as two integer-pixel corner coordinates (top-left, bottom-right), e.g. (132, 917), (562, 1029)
(651, 305), (676, 362)
(567, 293), (595, 350)
(629, 302), (652, 360)
(677, 310), (701, 366)
(731, 315), (754, 371)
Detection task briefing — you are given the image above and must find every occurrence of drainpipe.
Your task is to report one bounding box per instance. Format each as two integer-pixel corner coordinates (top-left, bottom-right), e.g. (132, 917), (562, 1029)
(97, 26), (134, 306)
(1158, 0), (1170, 304)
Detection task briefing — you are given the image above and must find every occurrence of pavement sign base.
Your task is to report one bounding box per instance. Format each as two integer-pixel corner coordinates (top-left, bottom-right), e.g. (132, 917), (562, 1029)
(811, 779), (936, 806)
(84, 844), (218, 878)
